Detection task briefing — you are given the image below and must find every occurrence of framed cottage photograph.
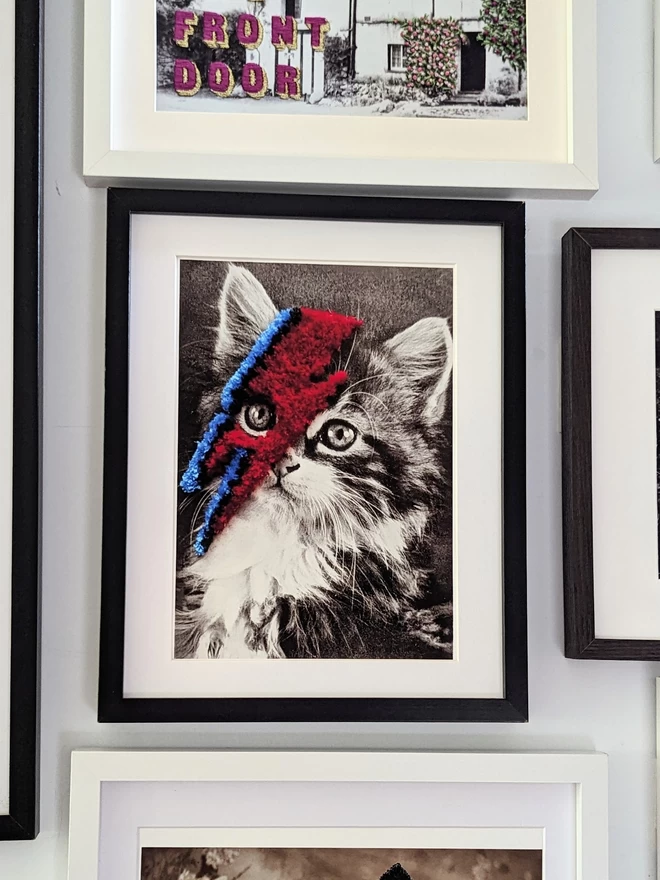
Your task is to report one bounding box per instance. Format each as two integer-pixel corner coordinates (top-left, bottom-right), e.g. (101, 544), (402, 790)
(0, 0), (42, 840)
(99, 190), (527, 723)
(83, 1), (597, 196)
(563, 228), (660, 660)
(66, 750), (609, 880)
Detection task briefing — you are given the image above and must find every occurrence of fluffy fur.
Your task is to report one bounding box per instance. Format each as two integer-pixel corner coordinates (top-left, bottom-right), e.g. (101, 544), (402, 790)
(176, 264), (454, 660)
(182, 306), (362, 553)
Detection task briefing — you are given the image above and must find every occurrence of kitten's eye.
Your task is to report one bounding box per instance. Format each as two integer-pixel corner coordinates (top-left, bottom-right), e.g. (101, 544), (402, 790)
(320, 420), (357, 452)
(240, 399), (275, 434)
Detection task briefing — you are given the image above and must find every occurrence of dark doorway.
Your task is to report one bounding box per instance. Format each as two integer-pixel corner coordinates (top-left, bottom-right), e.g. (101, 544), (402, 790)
(460, 33), (486, 91)
(285, 0), (302, 17)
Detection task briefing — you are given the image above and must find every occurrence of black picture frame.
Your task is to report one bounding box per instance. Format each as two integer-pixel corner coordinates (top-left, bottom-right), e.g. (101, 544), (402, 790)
(99, 190), (527, 723)
(0, 0), (43, 841)
(563, 227), (660, 660)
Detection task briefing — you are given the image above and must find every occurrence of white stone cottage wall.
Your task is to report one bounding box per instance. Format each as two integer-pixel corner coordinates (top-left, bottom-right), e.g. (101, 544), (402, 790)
(354, 0), (510, 91)
(198, 0), (328, 100)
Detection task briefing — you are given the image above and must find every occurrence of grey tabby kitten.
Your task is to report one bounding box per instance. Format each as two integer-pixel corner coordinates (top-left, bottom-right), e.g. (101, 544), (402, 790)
(176, 264), (453, 660)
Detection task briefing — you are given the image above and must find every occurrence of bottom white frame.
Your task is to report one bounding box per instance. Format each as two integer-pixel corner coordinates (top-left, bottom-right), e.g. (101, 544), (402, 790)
(656, 679), (660, 876)
(67, 751), (608, 880)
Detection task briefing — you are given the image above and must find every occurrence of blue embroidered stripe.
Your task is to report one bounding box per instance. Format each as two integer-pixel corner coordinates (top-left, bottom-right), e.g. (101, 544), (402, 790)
(180, 411), (230, 493)
(220, 308), (294, 412)
(194, 448), (250, 556)
(180, 308), (294, 495)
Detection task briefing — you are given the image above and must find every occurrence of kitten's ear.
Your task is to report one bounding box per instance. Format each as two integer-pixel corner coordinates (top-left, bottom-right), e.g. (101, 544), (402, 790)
(216, 264), (278, 359)
(385, 317), (453, 424)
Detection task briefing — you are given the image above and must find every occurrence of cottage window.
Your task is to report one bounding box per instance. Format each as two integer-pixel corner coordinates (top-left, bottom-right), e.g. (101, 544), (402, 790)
(388, 44), (408, 73)
(285, 0), (302, 17)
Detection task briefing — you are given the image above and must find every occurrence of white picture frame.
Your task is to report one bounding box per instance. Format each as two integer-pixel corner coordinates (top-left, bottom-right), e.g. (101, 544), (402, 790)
(82, 0), (598, 197)
(67, 750), (609, 880)
(656, 678), (660, 875)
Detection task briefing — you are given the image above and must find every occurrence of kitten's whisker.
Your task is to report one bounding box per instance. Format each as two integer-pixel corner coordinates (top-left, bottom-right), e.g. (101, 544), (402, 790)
(350, 473), (395, 497)
(179, 338), (214, 351)
(308, 497), (336, 575)
(336, 490), (386, 524)
(342, 326), (359, 373)
(342, 373), (389, 394)
(317, 493), (358, 572)
(339, 481), (392, 516)
(179, 494), (198, 512)
(333, 483), (381, 518)
(309, 494), (346, 582)
(188, 486), (216, 551)
(179, 375), (216, 390)
(354, 561), (399, 618)
(350, 550), (359, 609)
(347, 390), (389, 411)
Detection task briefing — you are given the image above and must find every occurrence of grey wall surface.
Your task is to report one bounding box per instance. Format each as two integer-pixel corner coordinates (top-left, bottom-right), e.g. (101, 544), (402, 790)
(0, 0), (659, 876)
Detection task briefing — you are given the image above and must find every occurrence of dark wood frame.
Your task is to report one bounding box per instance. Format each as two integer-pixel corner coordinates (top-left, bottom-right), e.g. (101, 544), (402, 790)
(0, 0), (43, 841)
(563, 228), (660, 660)
(99, 190), (527, 722)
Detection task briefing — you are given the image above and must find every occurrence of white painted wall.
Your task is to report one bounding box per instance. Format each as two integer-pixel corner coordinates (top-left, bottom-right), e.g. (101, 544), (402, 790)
(357, 0), (434, 17)
(354, 0), (482, 20)
(355, 21), (405, 78)
(199, 0), (348, 32)
(304, 0), (349, 26)
(0, 0), (658, 878)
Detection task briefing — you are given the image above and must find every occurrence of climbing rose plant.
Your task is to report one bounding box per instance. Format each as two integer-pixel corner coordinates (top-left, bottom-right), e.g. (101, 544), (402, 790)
(478, 0), (527, 72)
(397, 16), (467, 98)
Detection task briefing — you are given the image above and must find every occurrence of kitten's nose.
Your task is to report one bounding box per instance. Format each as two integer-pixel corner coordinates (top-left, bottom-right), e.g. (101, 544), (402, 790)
(272, 453), (301, 480)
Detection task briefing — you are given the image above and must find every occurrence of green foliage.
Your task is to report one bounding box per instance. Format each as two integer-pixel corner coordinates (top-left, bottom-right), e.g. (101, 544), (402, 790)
(397, 16), (466, 99)
(490, 67), (518, 96)
(324, 34), (351, 82)
(156, 0), (193, 11)
(478, 0), (527, 72)
(156, 5), (247, 91)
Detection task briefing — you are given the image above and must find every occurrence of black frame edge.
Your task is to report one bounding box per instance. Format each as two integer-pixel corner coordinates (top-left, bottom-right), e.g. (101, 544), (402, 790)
(562, 228), (595, 660)
(98, 191), (528, 722)
(3, 0), (43, 841)
(501, 203), (528, 720)
(562, 227), (660, 661)
(98, 191), (132, 720)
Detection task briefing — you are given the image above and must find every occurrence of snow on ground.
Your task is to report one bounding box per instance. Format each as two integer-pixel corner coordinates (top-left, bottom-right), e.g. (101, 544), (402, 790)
(156, 90), (528, 120)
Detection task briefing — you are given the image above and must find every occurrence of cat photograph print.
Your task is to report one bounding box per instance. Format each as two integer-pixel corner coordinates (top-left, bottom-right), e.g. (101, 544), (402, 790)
(99, 192), (527, 722)
(157, 0), (528, 120)
(176, 260), (454, 662)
